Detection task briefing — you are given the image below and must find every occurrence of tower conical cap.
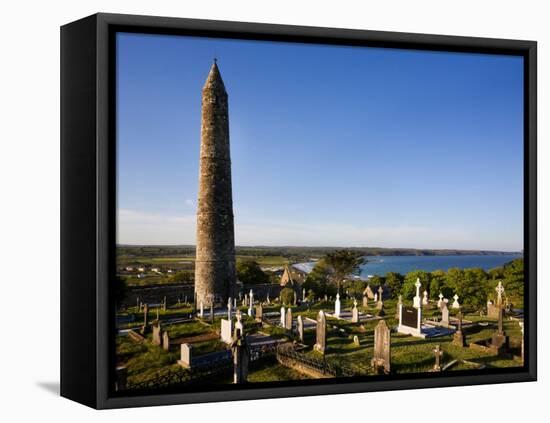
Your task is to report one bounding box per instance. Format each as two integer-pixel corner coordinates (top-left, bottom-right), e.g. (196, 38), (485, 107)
(203, 60), (226, 93)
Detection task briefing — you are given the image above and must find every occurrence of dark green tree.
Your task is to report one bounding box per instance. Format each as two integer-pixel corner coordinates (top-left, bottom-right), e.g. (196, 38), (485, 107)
(385, 272), (404, 298)
(236, 260), (269, 285)
(324, 250), (365, 292)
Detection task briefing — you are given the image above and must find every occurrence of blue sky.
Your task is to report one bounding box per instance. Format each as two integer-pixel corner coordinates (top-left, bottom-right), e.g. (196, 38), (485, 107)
(116, 32), (524, 250)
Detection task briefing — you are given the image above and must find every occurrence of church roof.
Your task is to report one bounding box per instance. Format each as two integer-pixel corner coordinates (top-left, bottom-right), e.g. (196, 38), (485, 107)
(280, 264), (294, 286)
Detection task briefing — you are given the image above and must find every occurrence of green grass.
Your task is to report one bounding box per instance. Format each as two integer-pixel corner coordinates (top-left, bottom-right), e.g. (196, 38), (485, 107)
(117, 298), (523, 386)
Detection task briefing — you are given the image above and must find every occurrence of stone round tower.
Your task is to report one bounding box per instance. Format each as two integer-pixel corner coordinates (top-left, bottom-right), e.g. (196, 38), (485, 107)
(194, 61), (236, 306)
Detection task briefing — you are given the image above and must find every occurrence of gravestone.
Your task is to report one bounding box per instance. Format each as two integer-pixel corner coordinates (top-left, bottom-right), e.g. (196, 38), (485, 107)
(422, 290), (429, 306)
(374, 293), (378, 303)
(452, 294), (460, 309)
(334, 293), (341, 318)
(286, 307), (293, 331)
(152, 322), (162, 345)
(519, 321), (524, 363)
(452, 311), (466, 347)
(227, 297), (233, 321)
(377, 286), (384, 309)
(248, 290), (254, 317)
(353, 335), (360, 346)
(235, 310), (244, 336)
(140, 303), (149, 334)
(303, 288), (306, 302)
(162, 296), (167, 311)
(397, 303), (424, 337)
(395, 295), (402, 319)
(280, 306), (286, 328)
(495, 281), (505, 307)
(210, 302), (214, 323)
(371, 319), (391, 374)
(221, 318), (234, 344)
(199, 301), (204, 318)
(297, 315), (304, 342)
(441, 303), (450, 327)
(177, 343), (192, 368)
(115, 366), (127, 391)
(233, 298), (237, 309)
(255, 303), (263, 322)
(231, 328), (249, 384)
(352, 299), (359, 323)
(437, 293), (444, 308)
(162, 331), (170, 351)
(363, 293), (369, 308)
(432, 344), (443, 372)
(413, 278), (422, 309)
(156, 307), (160, 321)
(266, 294), (271, 304)
(314, 310), (327, 354)
(293, 291), (297, 306)
(490, 307), (509, 354)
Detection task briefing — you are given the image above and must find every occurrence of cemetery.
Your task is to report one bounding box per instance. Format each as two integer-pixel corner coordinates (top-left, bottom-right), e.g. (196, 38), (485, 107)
(115, 279), (524, 391)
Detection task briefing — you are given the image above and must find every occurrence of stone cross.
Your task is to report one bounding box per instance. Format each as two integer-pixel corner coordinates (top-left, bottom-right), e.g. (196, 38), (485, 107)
(163, 296), (167, 311)
(438, 292), (444, 308)
(496, 281), (505, 306)
(227, 297), (232, 320)
(432, 344), (443, 371)
(156, 307), (160, 321)
(452, 294), (460, 309)
(233, 298), (237, 308)
(297, 315), (304, 342)
(378, 286), (384, 303)
(303, 288), (306, 302)
(293, 291), (297, 306)
(371, 319), (391, 374)
(280, 306), (286, 328)
(249, 289), (254, 307)
(314, 310), (327, 354)
(413, 278), (422, 308)
(395, 294), (403, 319)
(334, 293), (341, 318)
(453, 311), (465, 347)
(374, 293), (378, 303)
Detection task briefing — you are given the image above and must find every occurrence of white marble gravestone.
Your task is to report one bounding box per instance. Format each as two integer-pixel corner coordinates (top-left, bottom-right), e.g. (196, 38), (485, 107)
(352, 299), (359, 323)
(177, 344), (192, 368)
(280, 306), (286, 327)
(334, 293), (341, 318)
(221, 318), (233, 344)
(422, 290), (429, 305)
(437, 293), (444, 308)
(452, 294), (460, 309)
(413, 278), (422, 309)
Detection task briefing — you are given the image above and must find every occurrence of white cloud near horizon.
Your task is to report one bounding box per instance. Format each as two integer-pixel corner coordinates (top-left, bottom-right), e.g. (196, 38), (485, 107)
(117, 208), (521, 251)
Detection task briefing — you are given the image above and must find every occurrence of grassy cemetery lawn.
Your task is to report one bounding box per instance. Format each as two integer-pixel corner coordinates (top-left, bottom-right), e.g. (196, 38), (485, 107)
(116, 298), (523, 386)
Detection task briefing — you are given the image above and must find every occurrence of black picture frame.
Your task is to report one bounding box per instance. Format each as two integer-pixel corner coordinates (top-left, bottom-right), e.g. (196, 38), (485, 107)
(61, 12), (537, 409)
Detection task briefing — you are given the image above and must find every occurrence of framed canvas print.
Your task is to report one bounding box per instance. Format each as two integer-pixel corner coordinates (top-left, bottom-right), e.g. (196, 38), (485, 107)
(60, 13), (537, 409)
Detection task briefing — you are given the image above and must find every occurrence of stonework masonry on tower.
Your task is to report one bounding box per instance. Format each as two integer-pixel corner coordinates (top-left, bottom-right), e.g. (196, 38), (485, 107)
(194, 61), (237, 306)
